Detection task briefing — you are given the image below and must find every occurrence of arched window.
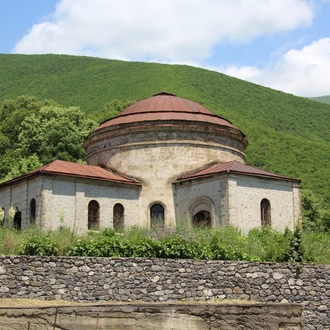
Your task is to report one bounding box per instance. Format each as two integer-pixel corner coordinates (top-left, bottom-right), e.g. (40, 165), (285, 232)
(261, 198), (271, 227)
(113, 203), (124, 231)
(193, 210), (211, 228)
(14, 211), (22, 230)
(88, 200), (100, 230)
(30, 199), (36, 223)
(150, 204), (164, 228)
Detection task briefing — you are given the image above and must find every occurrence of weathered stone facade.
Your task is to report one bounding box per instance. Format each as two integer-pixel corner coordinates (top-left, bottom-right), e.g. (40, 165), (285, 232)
(174, 173), (301, 234)
(0, 256), (329, 329)
(0, 92), (301, 233)
(0, 175), (141, 234)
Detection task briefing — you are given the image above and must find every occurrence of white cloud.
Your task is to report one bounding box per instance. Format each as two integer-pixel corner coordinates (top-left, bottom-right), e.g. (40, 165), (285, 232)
(13, 0), (313, 62)
(222, 38), (330, 97)
(14, 0), (329, 97)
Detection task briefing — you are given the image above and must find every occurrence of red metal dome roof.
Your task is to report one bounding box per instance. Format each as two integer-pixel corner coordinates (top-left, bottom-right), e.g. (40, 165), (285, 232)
(96, 92), (238, 131)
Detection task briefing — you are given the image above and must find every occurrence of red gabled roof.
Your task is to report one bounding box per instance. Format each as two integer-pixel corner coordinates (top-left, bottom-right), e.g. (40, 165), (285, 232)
(0, 160), (141, 187)
(95, 92), (239, 131)
(176, 161), (300, 183)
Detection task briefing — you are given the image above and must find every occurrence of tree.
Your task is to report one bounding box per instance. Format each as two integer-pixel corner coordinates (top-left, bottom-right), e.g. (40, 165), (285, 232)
(92, 99), (134, 123)
(302, 190), (330, 232)
(0, 96), (97, 183)
(18, 106), (97, 164)
(0, 95), (57, 153)
(1, 155), (42, 183)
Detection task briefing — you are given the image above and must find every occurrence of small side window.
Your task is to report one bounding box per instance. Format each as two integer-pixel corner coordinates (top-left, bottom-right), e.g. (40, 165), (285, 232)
(30, 199), (36, 223)
(113, 203), (124, 231)
(88, 200), (100, 230)
(150, 204), (164, 228)
(261, 198), (271, 227)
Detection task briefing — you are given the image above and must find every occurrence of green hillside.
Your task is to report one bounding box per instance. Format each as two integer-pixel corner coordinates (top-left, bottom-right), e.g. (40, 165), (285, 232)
(1, 54), (330, 202)
(308, 95), (330, 105)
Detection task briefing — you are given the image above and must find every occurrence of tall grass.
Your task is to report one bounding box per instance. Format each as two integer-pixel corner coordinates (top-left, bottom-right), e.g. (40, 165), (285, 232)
(0, 225), (77, 256)
(0, 225), (329, 264)
(301, 231), (330, 264)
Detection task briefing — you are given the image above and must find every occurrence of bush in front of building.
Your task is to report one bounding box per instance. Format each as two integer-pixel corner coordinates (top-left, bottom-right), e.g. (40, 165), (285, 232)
(1, 225), (328, 263)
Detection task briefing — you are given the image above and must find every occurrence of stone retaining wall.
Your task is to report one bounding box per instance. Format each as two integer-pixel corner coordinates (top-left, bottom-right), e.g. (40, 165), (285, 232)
(0, 256), (329, 329)
(0, 303), (304, 330)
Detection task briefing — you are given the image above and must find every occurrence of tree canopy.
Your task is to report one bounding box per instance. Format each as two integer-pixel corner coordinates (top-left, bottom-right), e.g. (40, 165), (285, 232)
(0, 95), (97, 182)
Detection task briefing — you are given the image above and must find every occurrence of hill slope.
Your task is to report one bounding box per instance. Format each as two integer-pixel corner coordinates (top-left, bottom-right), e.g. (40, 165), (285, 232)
(1, 54), (330, 201)
(308, 95), (330, 105)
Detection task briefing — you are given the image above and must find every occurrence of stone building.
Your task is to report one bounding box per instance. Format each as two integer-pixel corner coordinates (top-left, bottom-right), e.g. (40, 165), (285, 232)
(0, 92), (301, 234)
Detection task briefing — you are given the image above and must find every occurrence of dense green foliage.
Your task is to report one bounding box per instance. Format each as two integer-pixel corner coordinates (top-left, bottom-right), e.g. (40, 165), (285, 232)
(0, 95), (97, 182)
(0, 225), (327, 263)
(1, 54), (329, 204)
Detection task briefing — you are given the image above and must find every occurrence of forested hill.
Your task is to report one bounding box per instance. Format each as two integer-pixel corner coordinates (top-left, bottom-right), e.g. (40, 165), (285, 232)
(1, 54), (330, 202)
(309, 95), (330, 105)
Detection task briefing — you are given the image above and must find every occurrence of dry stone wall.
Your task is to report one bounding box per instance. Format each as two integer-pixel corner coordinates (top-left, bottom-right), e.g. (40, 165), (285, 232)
(0, 256), (329, 329)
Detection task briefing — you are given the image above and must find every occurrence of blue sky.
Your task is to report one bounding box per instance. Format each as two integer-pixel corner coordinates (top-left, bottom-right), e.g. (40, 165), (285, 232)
(1, 0), (330, 97)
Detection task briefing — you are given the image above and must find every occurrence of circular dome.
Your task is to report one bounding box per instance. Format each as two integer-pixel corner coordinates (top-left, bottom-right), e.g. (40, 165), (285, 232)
(84, 92), (248, 176)
(94, 91), (239, 132)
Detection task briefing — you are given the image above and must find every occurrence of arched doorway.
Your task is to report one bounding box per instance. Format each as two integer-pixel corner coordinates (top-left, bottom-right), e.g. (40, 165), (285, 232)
(113, 203), (124, 231)
(88, 200), (100, 230)
(261, 198), (271, 227)
(190, 198), (213, 229)
(150, 204), (164, 228)
(192, 210), (211, 228)
(14, 211), (22, 230)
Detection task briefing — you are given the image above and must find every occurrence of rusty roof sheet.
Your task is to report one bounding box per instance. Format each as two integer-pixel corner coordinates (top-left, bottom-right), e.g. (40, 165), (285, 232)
(176, 161), (300, 183)
(0, 160), (141, 187)
(97, 112), (235, 130)
(96, 92), (238, 132)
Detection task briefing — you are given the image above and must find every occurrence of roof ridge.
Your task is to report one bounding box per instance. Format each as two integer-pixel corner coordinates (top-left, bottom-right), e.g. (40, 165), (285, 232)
(0, 160), (141, 188)
(176, 160), (300, 183)
(153, 91), (176, 96)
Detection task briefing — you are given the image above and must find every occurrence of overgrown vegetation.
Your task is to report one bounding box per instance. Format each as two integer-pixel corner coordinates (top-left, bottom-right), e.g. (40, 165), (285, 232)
(0, 225), (328, 264)
(0, 54), (329, 254)
(0, 95), (97, 181)
(0, 54), (330, 204)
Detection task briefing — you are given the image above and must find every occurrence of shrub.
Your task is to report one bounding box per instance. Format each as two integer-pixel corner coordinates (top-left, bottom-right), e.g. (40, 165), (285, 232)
(128, 236), (159, 258)
(1, 224), (329, 263)
(19, 236), (59, 256)
(66, 232), (130, 257)
(157, 235), (188, 259)
(247, 226), (291, 262)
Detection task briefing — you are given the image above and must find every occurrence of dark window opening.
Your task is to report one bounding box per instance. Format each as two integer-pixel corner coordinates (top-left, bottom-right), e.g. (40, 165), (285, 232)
(113, 203), (124, 231)
(30, 199), (36, 223)
(150, 204), (164, 228)
(261, 198), (271, 227)
(88, 200), (100, 230)
(14, 211), (22, 230)
(193, 210), (211, 228)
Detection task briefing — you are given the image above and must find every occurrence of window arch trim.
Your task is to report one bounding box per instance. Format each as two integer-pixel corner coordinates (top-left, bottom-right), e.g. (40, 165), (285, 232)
(189, 197), (214, 228)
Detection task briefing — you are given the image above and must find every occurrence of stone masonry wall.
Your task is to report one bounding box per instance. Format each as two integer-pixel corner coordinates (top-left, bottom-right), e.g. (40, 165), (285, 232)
(0, 256), (329, 329)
